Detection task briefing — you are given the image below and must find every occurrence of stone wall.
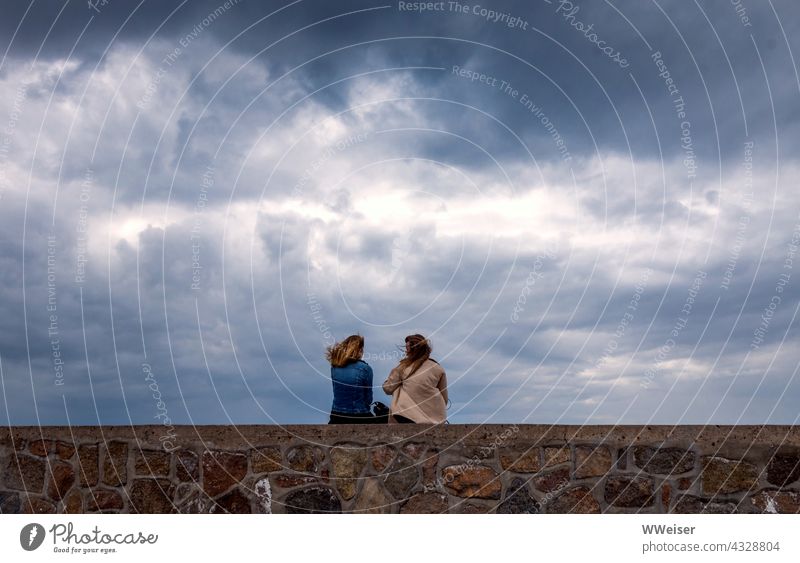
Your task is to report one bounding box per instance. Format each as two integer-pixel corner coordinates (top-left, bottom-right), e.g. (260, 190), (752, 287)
(1, 425), (799, 514)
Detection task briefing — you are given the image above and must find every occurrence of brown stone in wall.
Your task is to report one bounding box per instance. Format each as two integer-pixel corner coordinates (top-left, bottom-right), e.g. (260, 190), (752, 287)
(4, 453), (46, 492)
(402, 442), (426, 460)
(286, 445), (321, 473)
(370, 444), (395, 473)
(176, 449), (199, 481)
(547, 486), (601, 514)
(77, 444), (99, 487)
(499, 447), (541, 473)
(270, 473), (319, 489)
(677, 477), (694, 490)
(28, 439), (55, 457)
(672, 494), (737, 514)
(701, 457), (759, 495)
(102, 441), (128, 486)
(421, 449), (439, 487)
(750, 489), (800, 514)
(251, 446), (282, 473)
(543, 446), (570, 468)
(202, 451), (248, 497)
(662, 483), (671, 511)
(442, 465), (501, 500)
(86, 489), (124, 512)
(604, 476), (655, 508)
(456, 501), (493, 514)
(56, 441), (76, 460)
(46, 461), (75, 501)
(766, 453), (800, 487)
(214, 487), (251, 514)
(130, 478), (176, 513)
(533, 467), (571, 493)
(616, 447), (629, 470)
(400, 492), (448, 514)
(382, 455), (419, 500)
(330, 444), (368, 500)
(354, 478), (394, 514)
(0, 491), (21, 514)
(22, 495), (56, 514)
(135, 449), (171, 477)
(497, 477), (540, 514)
(633, 446), (695, 475)
(574, 445), (612, 479)
(285, 486), (341, 514)
(63, 490), (82, 514)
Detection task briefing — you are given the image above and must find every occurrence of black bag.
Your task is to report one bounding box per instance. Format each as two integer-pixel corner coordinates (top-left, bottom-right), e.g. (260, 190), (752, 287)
(371, 401), (390, 424)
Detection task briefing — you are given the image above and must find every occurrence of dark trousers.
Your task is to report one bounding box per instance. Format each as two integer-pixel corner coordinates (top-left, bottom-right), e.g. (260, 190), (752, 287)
(392, 414), (416, 424)
(329, 411), (387, 424)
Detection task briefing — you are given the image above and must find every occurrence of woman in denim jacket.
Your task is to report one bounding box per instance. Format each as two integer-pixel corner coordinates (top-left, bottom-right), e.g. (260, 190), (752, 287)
(327, 335), (381, 424)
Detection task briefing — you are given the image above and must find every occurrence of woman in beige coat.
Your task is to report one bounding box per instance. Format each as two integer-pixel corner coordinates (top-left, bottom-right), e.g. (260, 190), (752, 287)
(382, 334), (448, 424)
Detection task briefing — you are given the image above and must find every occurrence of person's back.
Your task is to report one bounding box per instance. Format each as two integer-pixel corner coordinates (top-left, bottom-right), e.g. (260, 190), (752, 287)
(331, 359), (373, 415)
(384, 358), (447, 424)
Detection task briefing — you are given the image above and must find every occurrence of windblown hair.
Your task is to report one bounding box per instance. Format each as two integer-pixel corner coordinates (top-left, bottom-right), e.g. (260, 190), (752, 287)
(326, 335), (364, 368)
(398, 334), (433, 377)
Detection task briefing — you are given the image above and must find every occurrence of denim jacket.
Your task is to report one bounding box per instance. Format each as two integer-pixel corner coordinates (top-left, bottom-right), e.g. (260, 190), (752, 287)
(331, 359), (374, 414)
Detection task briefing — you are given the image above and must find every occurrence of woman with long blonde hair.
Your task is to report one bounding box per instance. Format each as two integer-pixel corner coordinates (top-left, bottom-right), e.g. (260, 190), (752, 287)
(382, 334), (448, 424)
(326, 335), (383, 424)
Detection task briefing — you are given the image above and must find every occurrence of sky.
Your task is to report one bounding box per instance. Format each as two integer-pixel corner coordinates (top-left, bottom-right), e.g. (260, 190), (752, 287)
(1, 0), (799, 426)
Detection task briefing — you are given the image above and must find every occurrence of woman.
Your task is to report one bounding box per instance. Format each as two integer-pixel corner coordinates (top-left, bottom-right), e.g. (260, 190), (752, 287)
(382, 334), (448, 424)
(327, 335), (381, 424)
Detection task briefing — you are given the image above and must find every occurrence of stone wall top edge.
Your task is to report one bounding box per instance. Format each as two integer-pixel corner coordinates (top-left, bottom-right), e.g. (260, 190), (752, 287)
(1, 424), (798, 449)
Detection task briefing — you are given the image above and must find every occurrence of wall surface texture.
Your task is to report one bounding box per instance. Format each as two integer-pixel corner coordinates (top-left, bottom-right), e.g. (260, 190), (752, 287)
(1, 425), (799, 514)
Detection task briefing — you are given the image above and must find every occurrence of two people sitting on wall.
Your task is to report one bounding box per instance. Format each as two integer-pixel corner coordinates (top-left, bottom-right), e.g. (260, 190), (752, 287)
(326, 334), (448, 424)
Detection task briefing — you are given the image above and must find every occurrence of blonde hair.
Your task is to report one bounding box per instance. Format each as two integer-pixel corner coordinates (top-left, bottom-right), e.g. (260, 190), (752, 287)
(325, 335), (364, 367)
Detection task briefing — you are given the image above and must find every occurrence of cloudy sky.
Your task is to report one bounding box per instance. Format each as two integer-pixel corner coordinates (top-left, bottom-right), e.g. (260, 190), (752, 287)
(1, 0), (799, 426)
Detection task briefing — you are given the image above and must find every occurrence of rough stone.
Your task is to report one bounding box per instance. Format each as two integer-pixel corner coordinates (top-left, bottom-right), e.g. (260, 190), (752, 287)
(402, 442), (426, 459)
(270, 473), (319, 489)
(29, 439), (55, 457)
(400, 492), (448, 514)
(286, 445), (321, 473)
(370, 444), (395, 473)
(701, 457), (759, 495)
(135, 449), (171, 477)
(254, 477), (272, 514)
(750, 489), (800, 514)
(533, 467), (571, 493)
(499, 447), (541, 473)
(56, 441), (76, 460)
(4, 454), (46, 492)
(382, 455), (419, 500)
(616, 447), (629, 470)
(330, 444), (368, 500)
(77, 444), (99, 487)
(543, 446), (570, 468)
(87, 489), (124, 512)
(202, 450), (248, 497)
(102, 441), (128, 486)
(354, 478), (393, 514)
(251, 446), (282, 473)
(677, 477), (694, 490)
(22, 496), (56, 514)
(442, 465), (501, 499)
(46, 461), (75, 501)
(497, 477), (540, 514)
(285, 486), (341, 513)
(63, 490), (82, 514)
(455, 501), (493, 514)
(547, 486), (601, 514)
(214, 488), (251, 513)
(766, 453), (800, 487)
(672, 495), (737, 514)
(176, 449), (199, 481)
(0, 491), (20, 514)
(604, 475), (655, 508)
(633, 446), (695, 475)
(130, 478), (176, 513)
(574, 445), (612, 479)
(662, 483), (671, 511)
(174, 484), (213, 514)
(421, 449), (439, 487)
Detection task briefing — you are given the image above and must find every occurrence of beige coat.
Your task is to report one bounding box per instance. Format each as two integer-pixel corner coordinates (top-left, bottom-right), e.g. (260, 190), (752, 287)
(382, 359), (448, 424)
